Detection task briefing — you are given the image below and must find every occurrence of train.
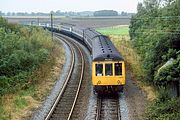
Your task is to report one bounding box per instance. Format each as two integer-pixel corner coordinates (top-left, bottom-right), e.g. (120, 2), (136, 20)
(51, 24), (126, 93)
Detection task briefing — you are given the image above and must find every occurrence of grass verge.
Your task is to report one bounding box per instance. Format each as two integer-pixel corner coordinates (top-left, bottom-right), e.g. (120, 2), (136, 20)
(109, 34), (157, 101)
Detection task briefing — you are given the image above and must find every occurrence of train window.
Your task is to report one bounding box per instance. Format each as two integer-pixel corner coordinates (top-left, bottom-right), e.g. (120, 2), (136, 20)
(115, 63), (122, 76)
(96, 64), (103, 76)
(105, 64), (112, 76)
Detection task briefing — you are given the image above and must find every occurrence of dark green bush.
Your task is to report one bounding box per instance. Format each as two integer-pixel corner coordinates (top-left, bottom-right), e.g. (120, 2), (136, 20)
(129, 0), (180, 86)
(129, 1), (180, 119)
(0, 17), (53, 96)
(145, 98), (180, 120)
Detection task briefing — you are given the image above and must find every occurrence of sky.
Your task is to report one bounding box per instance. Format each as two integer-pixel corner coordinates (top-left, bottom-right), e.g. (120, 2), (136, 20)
(0, 0), (143, 13)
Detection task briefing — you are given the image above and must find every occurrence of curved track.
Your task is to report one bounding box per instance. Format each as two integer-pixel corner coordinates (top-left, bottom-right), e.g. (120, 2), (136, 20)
(45, 33), (85, 120)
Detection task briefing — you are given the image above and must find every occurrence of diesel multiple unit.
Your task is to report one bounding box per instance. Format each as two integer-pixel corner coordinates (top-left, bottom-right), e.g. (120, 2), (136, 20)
(52, 25), (126, 93)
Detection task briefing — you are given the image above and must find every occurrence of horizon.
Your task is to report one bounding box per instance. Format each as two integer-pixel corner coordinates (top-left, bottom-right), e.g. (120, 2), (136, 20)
(0, 10), (135, 14)
(0, 0), (143, 13)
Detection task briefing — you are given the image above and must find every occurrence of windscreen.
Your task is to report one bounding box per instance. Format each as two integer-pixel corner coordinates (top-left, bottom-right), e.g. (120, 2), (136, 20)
(96, 64), (103, 76)
(105, 64), (112, 76)
(115, 63), (122, 76)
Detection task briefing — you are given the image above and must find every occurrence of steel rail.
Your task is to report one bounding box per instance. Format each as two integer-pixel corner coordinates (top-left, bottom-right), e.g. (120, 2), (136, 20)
(45, 34), (75, 120)
(96, 96), (121, 120)
(66, 36), (85, 120)
(95, 97), (102, 120)
(45, 33), (85, 120)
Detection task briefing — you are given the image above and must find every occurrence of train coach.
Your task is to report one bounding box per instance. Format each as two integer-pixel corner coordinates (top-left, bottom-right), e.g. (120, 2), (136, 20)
(92, 35), (125, 93)
(53, 25), (126, 93)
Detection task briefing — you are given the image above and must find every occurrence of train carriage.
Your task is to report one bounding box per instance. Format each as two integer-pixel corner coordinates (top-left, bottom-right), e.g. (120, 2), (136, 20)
(51, 24), (126, 93)
(92, 35), (125, 93)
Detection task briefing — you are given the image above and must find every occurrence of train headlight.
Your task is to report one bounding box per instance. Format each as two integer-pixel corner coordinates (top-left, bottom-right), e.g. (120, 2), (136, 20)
(97, 80), (101, 85)
(117, 80), (121, 85)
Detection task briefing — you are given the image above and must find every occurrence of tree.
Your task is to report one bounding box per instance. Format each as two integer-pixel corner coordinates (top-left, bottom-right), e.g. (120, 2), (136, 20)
(94, 10), (118, 16)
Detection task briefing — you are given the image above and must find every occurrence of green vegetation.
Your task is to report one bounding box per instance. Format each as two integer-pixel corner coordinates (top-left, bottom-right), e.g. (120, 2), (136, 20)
(0, 16), (53, 96)
(14, 96), (28, 110)
(96, 26), (129, 35)
(2, 17), (53, 94)
(0, 16), (64, 119)
(129, 0), (180, 86)
(129, 0), (180, 119)
(94, 10), (118, 16)
(145, 89), (180, 120)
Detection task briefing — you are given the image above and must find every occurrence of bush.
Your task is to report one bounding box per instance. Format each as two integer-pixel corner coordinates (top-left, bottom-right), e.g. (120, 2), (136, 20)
(129, 0), (180, 86)
(145, 98), (180, 120)
(129, 1), (180, 119)
(0, 17), (53, 96)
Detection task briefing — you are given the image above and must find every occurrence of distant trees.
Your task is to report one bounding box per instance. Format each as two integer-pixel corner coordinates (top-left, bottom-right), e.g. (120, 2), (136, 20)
(94, 10), (118, 16)
(0, 11), (5, 16)
(0, 10), (134, 17)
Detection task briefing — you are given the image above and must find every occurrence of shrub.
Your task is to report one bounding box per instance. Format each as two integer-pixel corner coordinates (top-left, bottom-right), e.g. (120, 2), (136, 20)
(0, 17), (54, 96)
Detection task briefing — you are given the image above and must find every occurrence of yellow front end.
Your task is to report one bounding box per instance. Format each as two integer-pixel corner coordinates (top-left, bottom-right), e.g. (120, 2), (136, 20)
(92, 61), (125, 86)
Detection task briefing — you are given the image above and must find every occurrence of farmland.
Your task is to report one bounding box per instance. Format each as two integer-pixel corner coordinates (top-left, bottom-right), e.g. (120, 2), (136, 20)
(4, 16), (130, 28)
(96, 25), (129, 35)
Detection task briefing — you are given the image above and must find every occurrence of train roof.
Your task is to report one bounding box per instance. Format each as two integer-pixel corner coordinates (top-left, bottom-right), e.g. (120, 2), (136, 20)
(92, 35), (124, 61)
(84, 28), (101, 39)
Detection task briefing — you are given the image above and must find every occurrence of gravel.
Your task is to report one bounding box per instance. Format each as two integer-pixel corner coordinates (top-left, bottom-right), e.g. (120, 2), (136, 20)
(124, 72), (147, 120)
(119, 92), (130, 120)
(85, 88), (98, 120)
(30, 37), (72, 120)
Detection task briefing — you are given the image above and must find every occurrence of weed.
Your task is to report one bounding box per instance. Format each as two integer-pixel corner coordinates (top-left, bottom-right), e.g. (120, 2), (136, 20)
(14, 96), (28, 111)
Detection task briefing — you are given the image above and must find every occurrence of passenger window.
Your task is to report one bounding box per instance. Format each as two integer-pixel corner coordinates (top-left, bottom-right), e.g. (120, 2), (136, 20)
(96, 64), (103, 76)
(105, 64), (112, 76)
(115, 63), (122, 76)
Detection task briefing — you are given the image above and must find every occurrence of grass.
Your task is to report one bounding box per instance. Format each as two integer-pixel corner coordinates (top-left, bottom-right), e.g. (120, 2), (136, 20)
(14, 96), (28, 110)
(96, 25), (129, 35)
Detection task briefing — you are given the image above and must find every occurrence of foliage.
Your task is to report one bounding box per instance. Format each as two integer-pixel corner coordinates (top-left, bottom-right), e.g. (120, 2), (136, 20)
(129, 0), (180, 85)
(0, 16), (53, 96)
(145, 98), (180, 120)
(94, 10), (118, 16)
(154, 52), (180, 85)
(129, 0), (180, 119)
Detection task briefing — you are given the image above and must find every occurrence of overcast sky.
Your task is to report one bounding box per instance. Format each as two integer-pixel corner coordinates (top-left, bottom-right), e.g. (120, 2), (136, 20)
(0, 0), (143, 13)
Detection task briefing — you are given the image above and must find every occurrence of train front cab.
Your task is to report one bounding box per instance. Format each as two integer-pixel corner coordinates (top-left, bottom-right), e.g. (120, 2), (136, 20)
(92, 61), (125, 93)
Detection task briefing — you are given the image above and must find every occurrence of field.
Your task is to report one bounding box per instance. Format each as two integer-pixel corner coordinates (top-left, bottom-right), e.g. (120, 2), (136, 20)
(5, 16), (130, 28)
(96, 25), (129, 35)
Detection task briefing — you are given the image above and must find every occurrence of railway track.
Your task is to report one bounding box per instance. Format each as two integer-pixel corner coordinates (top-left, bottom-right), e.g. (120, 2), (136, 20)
(96, 95), (121, 120)
(45, 33), (85, 120)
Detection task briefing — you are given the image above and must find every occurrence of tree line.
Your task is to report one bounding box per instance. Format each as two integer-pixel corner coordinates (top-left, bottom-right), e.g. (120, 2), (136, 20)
(130, 0), (179, 87)
(129, 0), (180, 119)
(0, 10), (134, 17)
